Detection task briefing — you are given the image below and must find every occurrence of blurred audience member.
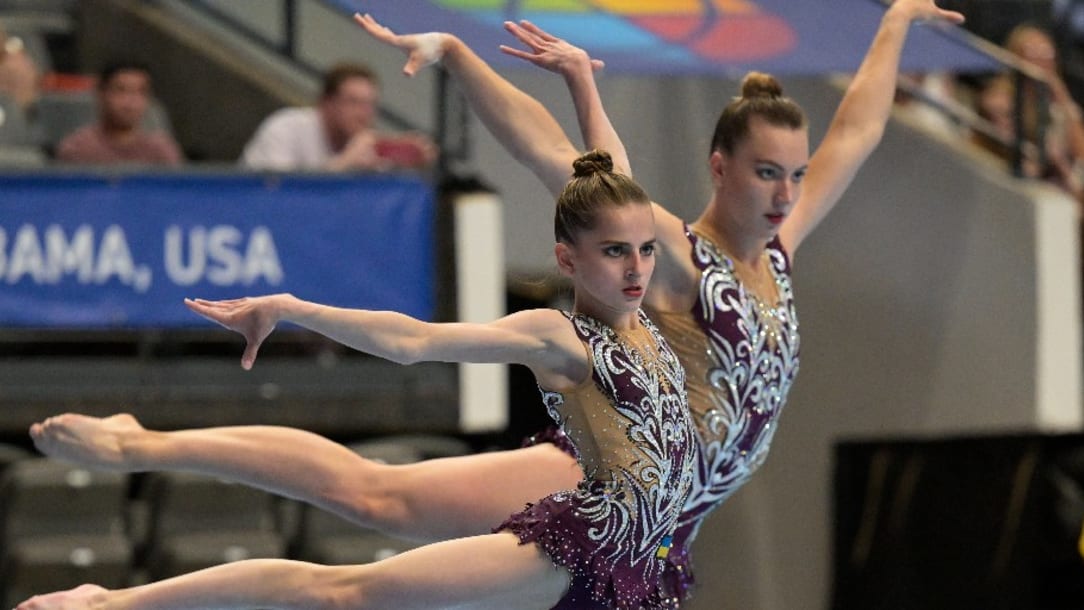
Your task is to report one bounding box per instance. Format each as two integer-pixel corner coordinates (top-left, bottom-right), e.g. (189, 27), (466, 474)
(895, 71), (964, 135)
(971, 74), (1029, 165)
(241, 61), (436, 172)
(0, 21), (41, 113)
(56, 61), (183, 166)
(995, 24), (1084, 199)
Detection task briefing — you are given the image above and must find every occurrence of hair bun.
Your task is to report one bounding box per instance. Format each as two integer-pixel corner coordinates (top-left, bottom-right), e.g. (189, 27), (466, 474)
(740, 71), (783, 100)
(572, 149), (614, 178)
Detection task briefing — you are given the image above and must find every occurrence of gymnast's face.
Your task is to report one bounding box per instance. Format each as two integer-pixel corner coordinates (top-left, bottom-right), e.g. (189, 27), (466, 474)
(714, 117), (808, 242)
(557, 202), (656, 323)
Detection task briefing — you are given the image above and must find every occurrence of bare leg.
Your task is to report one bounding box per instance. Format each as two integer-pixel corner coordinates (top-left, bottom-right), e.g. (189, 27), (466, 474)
(15, 533), (569, 610)
(30, 413), (583, 542)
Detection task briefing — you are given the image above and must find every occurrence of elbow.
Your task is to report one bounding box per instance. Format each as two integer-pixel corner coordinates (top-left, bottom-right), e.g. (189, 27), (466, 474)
(867, 122), (888, 147)
(388, 340), (426, 365)
(391, 353), (422, 366)
(304, 565), (376, 610)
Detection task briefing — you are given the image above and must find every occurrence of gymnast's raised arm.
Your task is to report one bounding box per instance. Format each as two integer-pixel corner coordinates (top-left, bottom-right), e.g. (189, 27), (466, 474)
(780, 0), (965, 254)
(354, 13), (581, 197)
(499, 20), (631, 179)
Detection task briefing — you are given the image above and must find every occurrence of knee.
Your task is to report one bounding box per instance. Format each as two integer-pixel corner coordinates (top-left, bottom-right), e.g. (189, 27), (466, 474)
(324, 464), (409, 529)
(296, 564), (372, 610)
(315, 564), (405, 610)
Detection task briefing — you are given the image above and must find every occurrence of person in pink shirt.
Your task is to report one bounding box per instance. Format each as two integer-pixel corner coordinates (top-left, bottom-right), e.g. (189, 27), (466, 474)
(55, 60), (183, 167)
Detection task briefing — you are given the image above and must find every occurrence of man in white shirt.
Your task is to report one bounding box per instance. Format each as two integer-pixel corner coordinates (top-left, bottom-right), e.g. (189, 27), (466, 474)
(241, 62), (435, 171)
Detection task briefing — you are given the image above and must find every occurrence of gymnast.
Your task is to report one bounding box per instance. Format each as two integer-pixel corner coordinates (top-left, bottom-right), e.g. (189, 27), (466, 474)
(26, 0), (965, 605)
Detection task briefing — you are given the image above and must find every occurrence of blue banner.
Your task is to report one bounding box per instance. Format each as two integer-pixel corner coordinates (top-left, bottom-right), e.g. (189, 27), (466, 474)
(336, 0), (999, 76)
(0, 173), (435, 327)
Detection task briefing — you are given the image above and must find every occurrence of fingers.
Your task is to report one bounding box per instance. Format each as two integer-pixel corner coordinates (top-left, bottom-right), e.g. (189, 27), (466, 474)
(502, 19), (601, 72)
(938, 8), (965, 24)
(183, 298), (236, 330)
(499, 45), (539, 64)
(517, 20), (559, 42)
(241, 340), (262, 371)
(185, 297), (247, 308)
(354, 12), (398, 43)
(503, 21), (544, 51)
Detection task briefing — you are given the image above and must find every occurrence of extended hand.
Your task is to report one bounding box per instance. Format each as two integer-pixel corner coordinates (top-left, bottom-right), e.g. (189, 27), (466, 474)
(185, 296), (281, 369)
(336, 129), (385, 171)
(500, 20), (605, 76)
(889, 0), (965, 25)
(354, 12), (448, 77)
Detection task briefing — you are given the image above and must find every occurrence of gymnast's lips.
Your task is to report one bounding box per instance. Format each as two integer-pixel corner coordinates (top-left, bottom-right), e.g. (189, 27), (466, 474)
(623, 285), (644, 298)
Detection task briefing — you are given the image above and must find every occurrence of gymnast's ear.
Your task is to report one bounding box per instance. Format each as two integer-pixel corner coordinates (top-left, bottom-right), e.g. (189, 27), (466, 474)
(709, 150), (727, 187)
(555, 242), (576, 277)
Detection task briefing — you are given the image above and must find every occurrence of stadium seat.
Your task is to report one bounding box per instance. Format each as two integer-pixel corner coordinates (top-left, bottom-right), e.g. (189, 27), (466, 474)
(0, 94), (34, 147)
(0, 458), (132, 606)
(139, 471), (285, 580)
(0, 442), (31, 474)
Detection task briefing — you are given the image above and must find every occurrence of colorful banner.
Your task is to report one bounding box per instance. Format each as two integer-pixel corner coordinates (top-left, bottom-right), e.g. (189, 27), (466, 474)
(335, 0), (999, 75)
(0, 173), (435, 327)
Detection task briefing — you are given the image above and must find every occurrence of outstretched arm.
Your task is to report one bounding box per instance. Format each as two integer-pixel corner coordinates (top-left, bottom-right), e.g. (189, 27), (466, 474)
(354, 13), (580, 197)
(184, 294), (581, 386)
(500, 20), (631, 178)
(780, 0), (966, 254)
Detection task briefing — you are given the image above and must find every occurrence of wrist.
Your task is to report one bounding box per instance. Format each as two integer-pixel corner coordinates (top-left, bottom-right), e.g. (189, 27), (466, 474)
(441, 34), (467, 67)
(883, 3), (919, 27)
(413, 32), (447, 68)
(438, 33), (459, 57)
(275, 293), (312, 324)
(561, 59), (594, 88)
(125, 429), (164, 471)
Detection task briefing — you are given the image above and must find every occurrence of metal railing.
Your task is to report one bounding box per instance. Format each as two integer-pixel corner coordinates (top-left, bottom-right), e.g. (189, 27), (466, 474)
(876, 0), (1063, 180)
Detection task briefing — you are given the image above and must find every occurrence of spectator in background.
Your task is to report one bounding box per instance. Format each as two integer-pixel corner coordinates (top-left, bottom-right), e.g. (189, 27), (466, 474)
(978, 23), (1084, 201)
(240, 61), (436, 172)
(0, 20), (41, 113)
(55, 61), (183, 166)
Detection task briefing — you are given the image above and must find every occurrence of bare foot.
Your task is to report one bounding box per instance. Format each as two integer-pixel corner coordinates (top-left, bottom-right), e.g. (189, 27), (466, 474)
(15, 583), (108, 610)
(29, 413), (145, 472)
